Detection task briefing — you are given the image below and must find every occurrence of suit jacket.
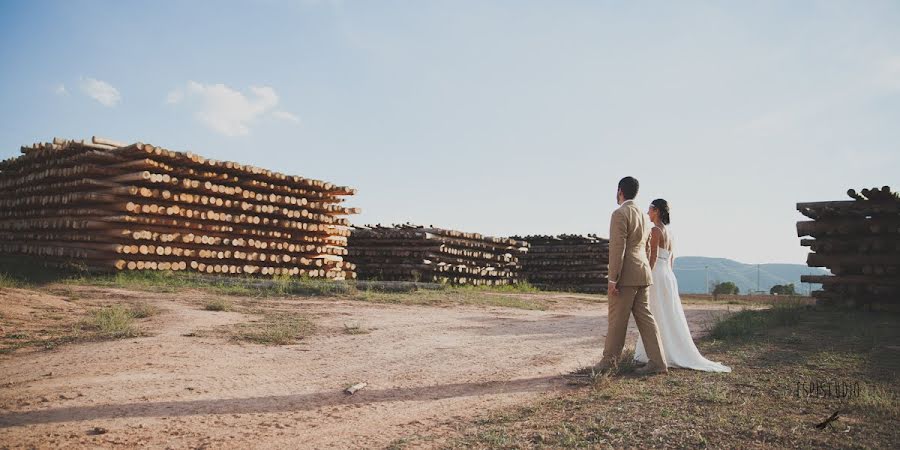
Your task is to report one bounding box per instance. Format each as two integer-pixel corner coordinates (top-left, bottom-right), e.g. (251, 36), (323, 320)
(608, 199), (653, 287)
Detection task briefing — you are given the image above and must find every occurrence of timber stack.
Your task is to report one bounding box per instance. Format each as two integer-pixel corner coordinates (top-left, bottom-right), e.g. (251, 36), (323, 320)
(515, 234), (609, 293)
(0, 137), (358, 279)
(348, 224), (528, 285)
(797, 186), (900, 310)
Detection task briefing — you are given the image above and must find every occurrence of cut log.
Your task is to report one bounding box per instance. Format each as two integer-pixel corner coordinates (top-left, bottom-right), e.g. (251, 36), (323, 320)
(344, 382), (368, 395)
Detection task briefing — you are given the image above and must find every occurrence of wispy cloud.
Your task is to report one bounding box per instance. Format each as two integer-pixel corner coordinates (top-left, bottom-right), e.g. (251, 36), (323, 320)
(167, 81), (297, 136)
(165, 89), (184, 104)
(80, 77), (121, 107)
(54, 84), (68, 96)
(272, 110), (301, 123)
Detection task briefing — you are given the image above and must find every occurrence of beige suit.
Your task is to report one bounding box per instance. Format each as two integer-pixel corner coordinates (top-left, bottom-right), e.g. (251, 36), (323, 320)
(602, 200), (667, 369)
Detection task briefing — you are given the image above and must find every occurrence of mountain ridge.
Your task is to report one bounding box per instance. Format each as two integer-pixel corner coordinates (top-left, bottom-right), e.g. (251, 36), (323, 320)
(671, 256), (828, 294)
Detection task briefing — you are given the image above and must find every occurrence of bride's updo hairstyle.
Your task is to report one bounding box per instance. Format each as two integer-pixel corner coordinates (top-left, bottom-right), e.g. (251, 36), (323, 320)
(651, 199), (671, 225)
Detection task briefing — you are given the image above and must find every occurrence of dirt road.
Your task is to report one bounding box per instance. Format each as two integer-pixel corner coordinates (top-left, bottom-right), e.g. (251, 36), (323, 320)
(0, 287), (734, 449)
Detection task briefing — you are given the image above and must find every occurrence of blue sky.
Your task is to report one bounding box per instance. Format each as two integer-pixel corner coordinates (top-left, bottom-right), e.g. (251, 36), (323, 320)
(1, 0), (898, 264)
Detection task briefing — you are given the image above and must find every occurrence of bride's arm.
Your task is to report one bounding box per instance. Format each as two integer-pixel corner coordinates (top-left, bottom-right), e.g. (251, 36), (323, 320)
(669, 233), (675, 268)
(648, 228), (660, 271)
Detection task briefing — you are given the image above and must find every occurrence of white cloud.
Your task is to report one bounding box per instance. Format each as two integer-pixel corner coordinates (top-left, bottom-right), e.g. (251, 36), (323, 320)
(272, 110), (301, 123)
(54, 84), (68, 96)
(171, 81), (285, 136)
(80, 77), (121, 107)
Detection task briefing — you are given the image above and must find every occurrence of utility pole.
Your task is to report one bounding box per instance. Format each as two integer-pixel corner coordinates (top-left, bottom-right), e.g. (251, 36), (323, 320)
(705, 265), (709, 295)
(757, 264), (760, 294)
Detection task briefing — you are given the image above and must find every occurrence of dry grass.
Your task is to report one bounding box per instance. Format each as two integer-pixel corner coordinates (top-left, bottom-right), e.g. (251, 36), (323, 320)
(70, 271), (259, 296)
(350, 288), (549, 310)
(709, 299), (805, 339)
(60, 270), (554, 311)
(127, 301), (161, 319)
(0, 256), (612, 312)
(222, 313), (316, 345)
(0, 302), (161, 354)
(430, 304), (900, 449)
(203, 298), (233, 312)
(84, 305), (138, 338)
(0, 272), (23, 289)
(343, 322), (370, 335)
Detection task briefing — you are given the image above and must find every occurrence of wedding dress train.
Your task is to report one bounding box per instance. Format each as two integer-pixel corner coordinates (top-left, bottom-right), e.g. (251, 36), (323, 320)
(634, 246), (731, 372)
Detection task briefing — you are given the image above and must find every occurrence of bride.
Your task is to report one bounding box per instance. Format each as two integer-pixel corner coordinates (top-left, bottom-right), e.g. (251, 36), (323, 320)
(634, 199), (731, 373)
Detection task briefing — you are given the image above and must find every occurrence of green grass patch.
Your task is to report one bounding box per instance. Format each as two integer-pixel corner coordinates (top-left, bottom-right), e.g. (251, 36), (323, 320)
(4, 331), (29, 340)
(709, 308), (771, 339)
(70, 271), (254, 296)
(270, 274), (354, 296)
(0, 256), (92, 285)
(67, 270), (353, 298)
(451, 282), (541, 294)
(84, 305), (138, 338)
(350, 286), (549, 310)
(0, 272), (24, 288)
(710, 300), (807, 340)
(65, 270), (549, 310)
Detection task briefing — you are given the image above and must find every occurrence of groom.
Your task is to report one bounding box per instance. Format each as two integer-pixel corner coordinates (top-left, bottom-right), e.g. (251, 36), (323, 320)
(597, 176), (668, 375)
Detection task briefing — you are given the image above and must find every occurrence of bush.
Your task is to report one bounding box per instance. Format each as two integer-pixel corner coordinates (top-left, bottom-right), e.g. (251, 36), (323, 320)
(713, 281), (740, 296)
(770, 283), (797, 296)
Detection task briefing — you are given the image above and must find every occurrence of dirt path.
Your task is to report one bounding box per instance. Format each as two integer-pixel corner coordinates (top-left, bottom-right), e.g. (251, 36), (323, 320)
(0, 287), (735, 449)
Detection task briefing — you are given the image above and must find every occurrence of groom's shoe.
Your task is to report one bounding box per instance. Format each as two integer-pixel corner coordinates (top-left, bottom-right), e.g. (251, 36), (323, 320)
(634, 364), (668, 376)
(593, 359), (617, 374)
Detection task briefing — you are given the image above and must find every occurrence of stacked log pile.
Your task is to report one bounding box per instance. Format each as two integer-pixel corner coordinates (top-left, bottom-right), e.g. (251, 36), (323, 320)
(515, 234), (609, 293)
(0, 137), (358, 279)
(797, 186), (900, 310)
(348, 224), (528, 285)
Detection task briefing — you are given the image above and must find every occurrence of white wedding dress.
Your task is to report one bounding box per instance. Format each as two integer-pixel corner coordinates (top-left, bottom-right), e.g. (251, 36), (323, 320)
(634, 235), (731, 372)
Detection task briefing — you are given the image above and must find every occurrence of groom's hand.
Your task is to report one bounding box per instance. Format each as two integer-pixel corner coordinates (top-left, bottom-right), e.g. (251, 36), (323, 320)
(608, 281), (619, 297)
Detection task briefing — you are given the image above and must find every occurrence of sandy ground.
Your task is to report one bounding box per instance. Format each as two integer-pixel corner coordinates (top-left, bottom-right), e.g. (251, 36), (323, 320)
(0, 286), (737, 449)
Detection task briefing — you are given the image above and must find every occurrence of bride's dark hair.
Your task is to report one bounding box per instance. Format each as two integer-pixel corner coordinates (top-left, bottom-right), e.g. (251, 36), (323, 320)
(651, 199), (670, 225)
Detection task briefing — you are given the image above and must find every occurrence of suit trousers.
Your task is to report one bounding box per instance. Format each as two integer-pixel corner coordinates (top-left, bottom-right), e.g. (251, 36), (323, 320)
(602, 285), (667, 369)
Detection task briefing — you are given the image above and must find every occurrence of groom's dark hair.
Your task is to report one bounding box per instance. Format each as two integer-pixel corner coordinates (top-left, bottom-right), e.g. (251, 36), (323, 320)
(618, 176), (639, 200)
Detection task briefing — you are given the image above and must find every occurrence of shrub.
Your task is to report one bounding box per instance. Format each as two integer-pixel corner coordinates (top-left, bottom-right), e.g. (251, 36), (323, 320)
(88, 305), (137, 338)
(204, 298), (233, 311)
(129, 302), (161, 318)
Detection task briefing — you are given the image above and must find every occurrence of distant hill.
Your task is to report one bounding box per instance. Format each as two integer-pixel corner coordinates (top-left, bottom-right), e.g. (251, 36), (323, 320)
(672, 256), (829, 295)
